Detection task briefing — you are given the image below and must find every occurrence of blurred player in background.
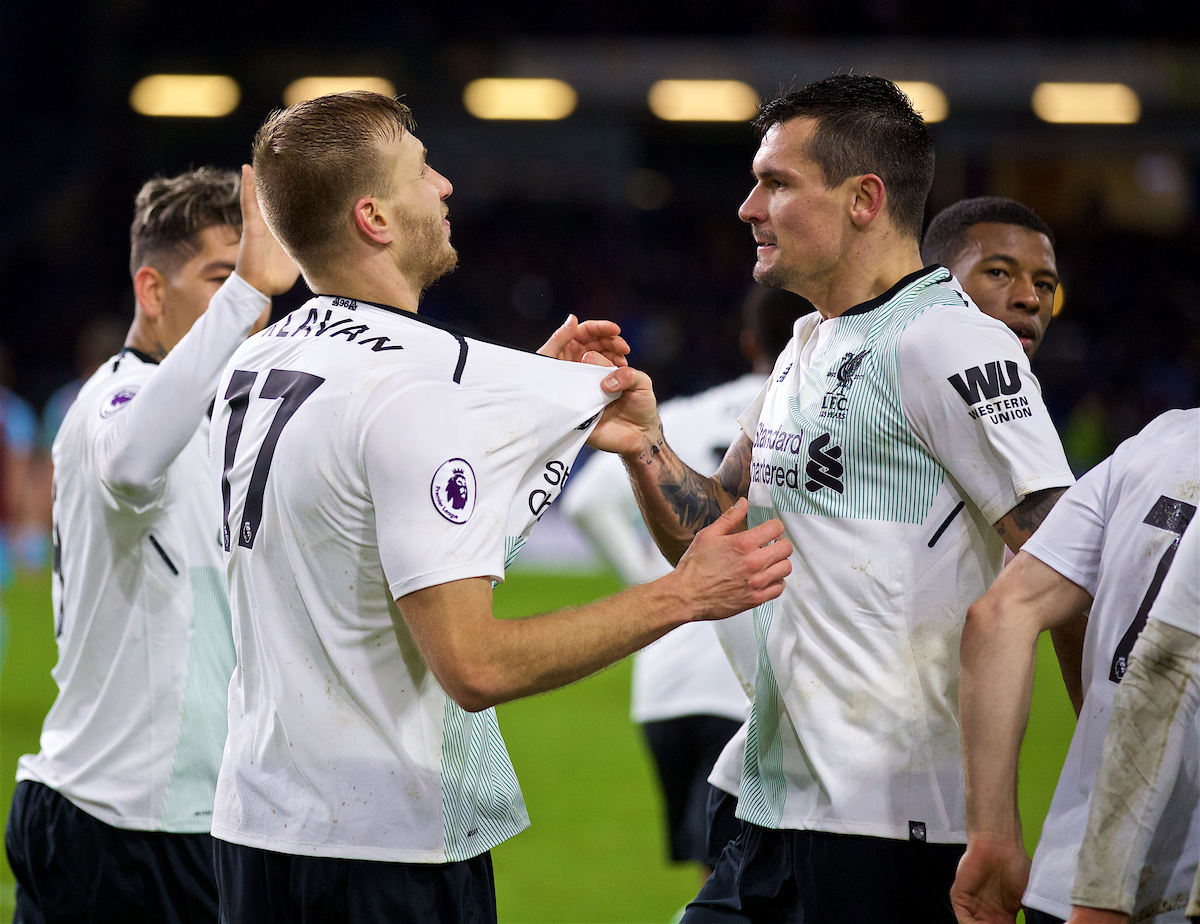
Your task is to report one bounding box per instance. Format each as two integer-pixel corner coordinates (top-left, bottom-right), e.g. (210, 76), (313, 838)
(209, 91), (791, 924)
(563, 285), (810, 879)
(953, 408), (1198, 924)
(4, 167), (298, 923)
(590, 74), (1074, 923)
(1066, 520), (1199, 924)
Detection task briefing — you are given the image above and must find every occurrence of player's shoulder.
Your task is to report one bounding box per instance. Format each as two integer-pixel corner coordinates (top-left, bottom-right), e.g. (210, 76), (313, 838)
(896, 288), (1025, 373)
(78, 350), (154, 419)
(1108, 407), (1200, 476)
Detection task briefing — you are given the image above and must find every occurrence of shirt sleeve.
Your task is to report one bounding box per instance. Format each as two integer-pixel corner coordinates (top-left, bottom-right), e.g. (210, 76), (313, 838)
(898, 306), (1074, 525)
(365, 359), (613, 600)
(94, 272), (269, 510)
(1020, 455), (1112, 595)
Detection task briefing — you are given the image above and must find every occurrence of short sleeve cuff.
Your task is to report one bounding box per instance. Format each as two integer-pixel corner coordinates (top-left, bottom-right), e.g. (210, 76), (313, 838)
(1021, 539), (1099, 597)
(388, 562), (505, 600)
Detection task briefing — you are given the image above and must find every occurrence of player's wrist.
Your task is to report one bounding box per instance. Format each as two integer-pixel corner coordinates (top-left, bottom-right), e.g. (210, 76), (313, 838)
(620, 417), (669, 467)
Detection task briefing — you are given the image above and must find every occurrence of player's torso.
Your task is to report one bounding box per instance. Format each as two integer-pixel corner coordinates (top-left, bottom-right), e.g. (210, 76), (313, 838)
(23, 354), (231, 831)
(740, 274), (1004, 839)
(1030, 410), (1200, 921)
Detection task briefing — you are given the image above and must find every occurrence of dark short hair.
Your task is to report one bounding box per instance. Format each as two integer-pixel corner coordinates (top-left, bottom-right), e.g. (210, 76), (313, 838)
(753, 74), (935, 240)
(253, 91), (416, 270)
(921, 196), (1056, 266)
(742, 284), (813, 361)
(129, 166), (241, 276)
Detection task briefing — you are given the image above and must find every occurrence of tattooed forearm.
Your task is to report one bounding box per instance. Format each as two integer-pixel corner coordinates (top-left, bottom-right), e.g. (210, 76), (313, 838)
(716, 434), (753, 500)
(994, 486), (1068, 553)
(660, 468), (726, 534)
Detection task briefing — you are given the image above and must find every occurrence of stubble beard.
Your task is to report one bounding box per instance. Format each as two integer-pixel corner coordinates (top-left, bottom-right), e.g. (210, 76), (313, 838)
(399, 211), (459, 297)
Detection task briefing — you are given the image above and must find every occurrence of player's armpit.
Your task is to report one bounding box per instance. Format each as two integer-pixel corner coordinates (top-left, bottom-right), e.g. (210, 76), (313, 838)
(993, 486), (1068, 554)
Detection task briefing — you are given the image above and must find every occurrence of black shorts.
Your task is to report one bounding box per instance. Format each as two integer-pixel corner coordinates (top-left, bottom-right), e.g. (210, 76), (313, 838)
(682, 821), (965, 923)
(1023, 909), (1065, 924)
(4, 779), (218, 924)
(213, 839), (497, 924)
(704, 786), (742, 870)
(642, 714), (742, 864)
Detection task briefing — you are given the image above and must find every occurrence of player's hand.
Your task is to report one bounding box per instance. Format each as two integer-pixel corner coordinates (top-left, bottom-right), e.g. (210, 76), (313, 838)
(537, 315), (629, 366)
(671, 499), (791, 620)
(950, 838), (1030, 924)
(583, 357), (662, 455)
(235, 165), (301, 297)
(1065, 908), (1129, 924)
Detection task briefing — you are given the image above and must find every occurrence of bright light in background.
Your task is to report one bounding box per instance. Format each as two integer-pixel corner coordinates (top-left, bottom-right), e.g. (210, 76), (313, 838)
(1053, 282), (1066, 317)
(284, 76), (396, 106)
(130, 74), (240, 117)
(894, 81), (948, 123)
(1032, 83), (1141, 124)
(648, 80), (759, 122)
(463, 78), (577, 120)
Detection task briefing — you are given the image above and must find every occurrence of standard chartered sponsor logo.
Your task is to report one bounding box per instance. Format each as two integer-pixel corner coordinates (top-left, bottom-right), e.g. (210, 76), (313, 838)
(753, 422), (804, 454)
(751, 422), (805, 487)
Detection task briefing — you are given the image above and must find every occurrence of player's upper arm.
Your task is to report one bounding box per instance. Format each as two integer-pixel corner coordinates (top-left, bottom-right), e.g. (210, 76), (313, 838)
(393, 577), (499, 712)
(969, 549), (1093, 635)
(714, 432), (753, 501)
(897, 305), (1073, 527)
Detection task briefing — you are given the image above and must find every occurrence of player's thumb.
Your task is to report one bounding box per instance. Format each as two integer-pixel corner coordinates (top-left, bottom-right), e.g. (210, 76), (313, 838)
(707, 497), (749, 536)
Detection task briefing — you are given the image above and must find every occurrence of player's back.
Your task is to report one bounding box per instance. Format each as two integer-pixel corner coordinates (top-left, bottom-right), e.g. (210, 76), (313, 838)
(210, 295), (612, 863)
(1024, 408), (1199, 921)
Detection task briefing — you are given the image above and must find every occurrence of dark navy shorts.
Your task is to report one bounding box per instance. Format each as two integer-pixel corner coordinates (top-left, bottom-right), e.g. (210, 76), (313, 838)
(1023, 909), (1065, 924)
(682, 820), (965, 923)
(4, 779), (219, 924)
(213, 838), (497, 924)
(704, 786), (742, 870)
(642, 714), (742, 864)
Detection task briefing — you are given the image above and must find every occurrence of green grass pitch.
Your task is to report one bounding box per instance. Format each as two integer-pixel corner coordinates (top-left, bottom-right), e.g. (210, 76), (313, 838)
(0, 566), (1076, 923)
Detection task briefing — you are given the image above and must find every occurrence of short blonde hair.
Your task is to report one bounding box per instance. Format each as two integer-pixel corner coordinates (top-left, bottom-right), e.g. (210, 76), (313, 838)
(252, 91), (415, 269)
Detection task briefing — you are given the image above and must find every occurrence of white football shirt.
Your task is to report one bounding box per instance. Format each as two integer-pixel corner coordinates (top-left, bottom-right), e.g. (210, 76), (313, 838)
(735, 266), (1073, 842)
(209, 296), (615, 863)
(562, 374), (764, 724)
(1022, 408), (1199, 922)
(17, 274), (268, 832)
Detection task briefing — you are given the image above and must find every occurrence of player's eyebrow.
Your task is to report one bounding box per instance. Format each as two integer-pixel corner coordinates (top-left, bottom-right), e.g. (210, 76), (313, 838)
(981, 252), (1060, 284)
(201, 259), (237, 276)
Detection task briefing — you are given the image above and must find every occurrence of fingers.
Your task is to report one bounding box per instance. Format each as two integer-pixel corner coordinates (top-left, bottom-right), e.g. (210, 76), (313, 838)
(535, 314), (578, 358)
(600, 365), (650, 395)
(582, 350), (617, 368)
(240, 165), (260, 224)
(704, 497), (749, 536)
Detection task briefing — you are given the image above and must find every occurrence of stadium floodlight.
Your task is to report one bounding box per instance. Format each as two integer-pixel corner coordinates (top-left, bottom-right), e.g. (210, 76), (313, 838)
(463, 78), (577, 120)
(893, 81), (948, 123)
(129, 74), (240, 117)
(1031, 83), (1141, 124)
(648, 80), (759, 122)
(284, 77), (397, 106)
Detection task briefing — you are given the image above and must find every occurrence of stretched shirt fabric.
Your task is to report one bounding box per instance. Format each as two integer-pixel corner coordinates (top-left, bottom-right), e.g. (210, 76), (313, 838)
(209, 296), (615, 864)
(562, 373), (764, 726)
(18, 273), (269, 832)
(1022, 409), (1199, 922)
(735, 265), (1073, 843)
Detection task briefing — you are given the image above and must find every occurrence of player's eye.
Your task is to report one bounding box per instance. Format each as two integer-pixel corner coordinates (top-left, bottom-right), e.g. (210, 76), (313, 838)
(986, 268), (1008, 278)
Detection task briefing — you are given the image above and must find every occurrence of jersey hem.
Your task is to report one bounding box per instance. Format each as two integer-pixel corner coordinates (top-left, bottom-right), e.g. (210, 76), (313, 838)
(210, 820), (522, 864)
(1021, 890), (1071, 920)
(736, 813), (967, 845)
(981, 472), (1075, 526)
(15, 772), (212, 834)
(1021, 540), (1096, 595)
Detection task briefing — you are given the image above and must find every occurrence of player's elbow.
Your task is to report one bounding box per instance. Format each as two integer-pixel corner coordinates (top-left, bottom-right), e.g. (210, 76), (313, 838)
(98, 453), (163, 501)
(437, 658), (511, 713)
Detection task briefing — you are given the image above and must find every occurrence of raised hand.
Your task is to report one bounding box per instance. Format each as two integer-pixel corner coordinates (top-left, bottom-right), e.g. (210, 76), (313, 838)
(950, 838), (1030, 924)
(537, 314), (629, 366)
(672, 499), (791, 620)
(582, 358), (662, 456)
(235, 165), (301, 297)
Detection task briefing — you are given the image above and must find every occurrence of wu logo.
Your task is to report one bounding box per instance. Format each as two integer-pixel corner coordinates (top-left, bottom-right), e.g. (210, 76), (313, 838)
(826, 349), (871, 396)
(805, 433), (844, 494)
(948, 361), (1021, 405)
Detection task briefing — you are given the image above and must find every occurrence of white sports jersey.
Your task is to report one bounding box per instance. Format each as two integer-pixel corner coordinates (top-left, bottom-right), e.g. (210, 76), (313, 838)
(735, 266), (1073, 842)
(1023, 409), (1200, 922)
(1149, 517), (1200, 638)
(18, 274), (268, 832)
(563, 374), (764, 724)
(209, 296), (614, 863)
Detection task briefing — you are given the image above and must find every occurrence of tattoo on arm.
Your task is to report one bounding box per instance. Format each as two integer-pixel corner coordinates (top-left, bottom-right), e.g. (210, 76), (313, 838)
(995, 486), (1068, 552)
(660, 470), (726, 533)
(716, 434), (753, 500)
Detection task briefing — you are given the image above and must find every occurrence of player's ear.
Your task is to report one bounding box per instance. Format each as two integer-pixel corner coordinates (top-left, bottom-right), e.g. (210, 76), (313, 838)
(132, 265), (167, 320)
(352, 196), (392, 246)
(849, 173), (886, 229)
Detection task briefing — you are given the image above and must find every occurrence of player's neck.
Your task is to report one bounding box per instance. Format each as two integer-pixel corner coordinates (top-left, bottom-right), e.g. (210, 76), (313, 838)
(305, 254), (422, 315)
(804, 238), (924, 321)
(124, 313), (171, 362)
